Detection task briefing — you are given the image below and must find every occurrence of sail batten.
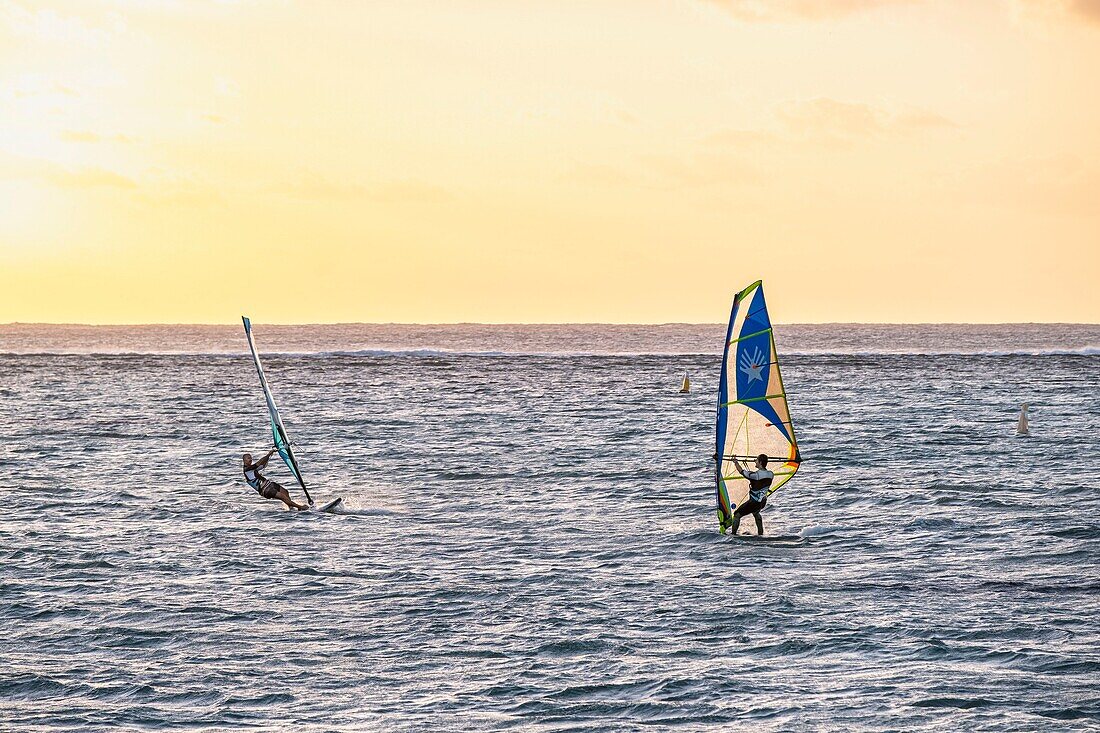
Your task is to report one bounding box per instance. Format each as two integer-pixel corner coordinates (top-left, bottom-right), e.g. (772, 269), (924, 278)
(714, 281), (800, 533)
(721, 393), (787, 406)
(729, 327), (773, 345)
(242, 316), (313, 506)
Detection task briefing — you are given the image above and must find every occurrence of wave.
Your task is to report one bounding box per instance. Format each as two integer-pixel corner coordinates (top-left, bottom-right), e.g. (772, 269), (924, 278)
(785, 346), (1100, 357)
(2, 346), (1097, 357)
(0, 348), (511, 357)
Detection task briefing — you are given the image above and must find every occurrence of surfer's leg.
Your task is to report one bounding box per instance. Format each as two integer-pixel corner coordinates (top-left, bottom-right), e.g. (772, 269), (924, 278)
(753, 511), (764, 535)
(268, 485), (305, 510)
(730, 500), (757, 535)
(278, 489), (307, 510)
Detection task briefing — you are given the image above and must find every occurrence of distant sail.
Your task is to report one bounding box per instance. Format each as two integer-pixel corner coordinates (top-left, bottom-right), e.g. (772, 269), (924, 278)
(1017, 403), (1030, 436)
(242, 317), (313, 506)
(714, 281), (801, 534)
(680, 372), (691, 393)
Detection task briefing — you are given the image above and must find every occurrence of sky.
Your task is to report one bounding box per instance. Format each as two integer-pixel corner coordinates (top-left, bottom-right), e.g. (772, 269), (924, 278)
(1, 0), (1098, 324)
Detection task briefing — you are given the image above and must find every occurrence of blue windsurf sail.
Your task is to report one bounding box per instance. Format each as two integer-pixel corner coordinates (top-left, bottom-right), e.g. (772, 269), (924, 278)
(242, 316), (313, 506)
(714, 281), (801, 533)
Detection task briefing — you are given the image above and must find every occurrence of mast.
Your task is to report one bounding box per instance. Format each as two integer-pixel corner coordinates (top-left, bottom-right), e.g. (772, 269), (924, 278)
(242, 317), (314, 506)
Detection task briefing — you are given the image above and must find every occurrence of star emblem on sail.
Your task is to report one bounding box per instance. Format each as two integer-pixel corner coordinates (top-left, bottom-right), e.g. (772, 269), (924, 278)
(739, 346), (767, 383)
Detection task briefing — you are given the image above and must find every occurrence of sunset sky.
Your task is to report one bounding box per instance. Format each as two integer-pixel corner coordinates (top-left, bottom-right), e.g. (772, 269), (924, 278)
(1, 0), (1098, 324)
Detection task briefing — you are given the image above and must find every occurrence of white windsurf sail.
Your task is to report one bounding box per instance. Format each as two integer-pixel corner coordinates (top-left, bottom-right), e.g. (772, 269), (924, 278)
(714, 281), (801, 533)
(242, 316), (313, 506)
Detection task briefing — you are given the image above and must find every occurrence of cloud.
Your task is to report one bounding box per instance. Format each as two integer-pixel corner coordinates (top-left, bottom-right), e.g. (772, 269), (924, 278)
(58, 130), (102, 143)
(1073, 0), (1100, 23)
(271, 174), (453, 204)
(366, 180), (452, 204)
(565, 163), (639, 188)
(614, 109), (638, 125)
(644, 153), (763, 188)
(1010, 0), (1100, 26)
(0, 153), (226, 205)
(773, 98), (957, 143)
(1, 73), (80, 101)
(705, 0), (920, 22)
(57, 130), (134, 143)
(214, 76), (240, 98)
(0, 1), (114, 47)
(706, 111), (955, 148)
(703, 100), (957, 153)
(0, 151), (138, 189)
(48, 166), (138, 189)
(139, 184), (222, 207)
(895, 111), (958, 129)
(779, 97), (885, 137)
(955, 153), (1100, 217)
(565, 153), (762, 191)
(703, 129), (781, 147)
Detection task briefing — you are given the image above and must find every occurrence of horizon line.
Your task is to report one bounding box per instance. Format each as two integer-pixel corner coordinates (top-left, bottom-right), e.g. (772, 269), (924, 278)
(2, 320), (1099, 328)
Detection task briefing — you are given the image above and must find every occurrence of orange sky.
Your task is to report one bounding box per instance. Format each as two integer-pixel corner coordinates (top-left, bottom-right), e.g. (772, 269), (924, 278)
(1, 0), (1098, 324)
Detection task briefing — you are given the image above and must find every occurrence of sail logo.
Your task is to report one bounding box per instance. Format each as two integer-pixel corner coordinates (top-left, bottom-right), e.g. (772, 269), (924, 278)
(739, 346), (767, 383)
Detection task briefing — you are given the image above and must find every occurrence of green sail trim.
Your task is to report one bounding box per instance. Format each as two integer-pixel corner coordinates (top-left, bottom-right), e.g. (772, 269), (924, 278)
(728, 326), (773, 345)
(720, 393), (787, 407)
(721, 469), (798, 481)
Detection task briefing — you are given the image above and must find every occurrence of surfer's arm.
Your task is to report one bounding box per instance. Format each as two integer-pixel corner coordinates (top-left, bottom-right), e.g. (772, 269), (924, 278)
(255, 449), (276, 468)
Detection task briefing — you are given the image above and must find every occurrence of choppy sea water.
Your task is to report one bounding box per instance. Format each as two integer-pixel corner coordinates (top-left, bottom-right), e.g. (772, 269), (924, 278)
(2, 324), (1099, 731)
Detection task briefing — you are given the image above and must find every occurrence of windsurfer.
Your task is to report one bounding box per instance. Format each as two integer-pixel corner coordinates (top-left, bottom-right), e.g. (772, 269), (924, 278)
(730, 454), (773, 535)
(243, 449), (308, 510)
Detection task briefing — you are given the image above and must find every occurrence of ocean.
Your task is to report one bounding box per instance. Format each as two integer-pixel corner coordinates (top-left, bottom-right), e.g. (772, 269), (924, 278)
(2, 323), (1098, 731)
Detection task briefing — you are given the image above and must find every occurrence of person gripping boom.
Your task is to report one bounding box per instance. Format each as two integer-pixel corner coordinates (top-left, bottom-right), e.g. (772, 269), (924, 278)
(243, 449), (308, 510)
(729, 454), (774, 535)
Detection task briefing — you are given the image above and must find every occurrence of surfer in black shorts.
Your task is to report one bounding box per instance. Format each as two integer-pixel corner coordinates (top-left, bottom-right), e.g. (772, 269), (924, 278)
(730, 454), (774, 535)
(243, 450), (308, 510)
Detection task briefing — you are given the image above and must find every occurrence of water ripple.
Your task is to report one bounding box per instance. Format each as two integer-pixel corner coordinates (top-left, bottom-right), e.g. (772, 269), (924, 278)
(0, 348), (1097, 731)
